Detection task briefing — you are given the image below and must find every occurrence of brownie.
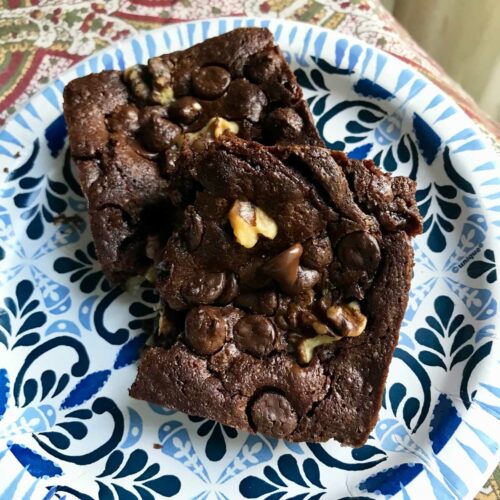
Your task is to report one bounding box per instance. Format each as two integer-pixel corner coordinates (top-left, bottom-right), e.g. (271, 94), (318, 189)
(129, 136), (422, 445)
(63, 28), (323, 283)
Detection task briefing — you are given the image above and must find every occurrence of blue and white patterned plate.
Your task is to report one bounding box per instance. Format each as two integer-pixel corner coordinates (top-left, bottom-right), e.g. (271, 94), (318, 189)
(0, 17), (499, 500)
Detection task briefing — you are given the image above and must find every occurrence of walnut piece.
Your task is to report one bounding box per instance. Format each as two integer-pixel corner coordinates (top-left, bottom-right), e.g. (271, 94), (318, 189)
(152, 86), (175, 106)
(228, 200), (278, 248)
(144, 266), (156, 283)
(185, 116), (239, 143)
(297, 334), (339, 364)
(326, 301), (367, 337)
(124, 65), (151, 101)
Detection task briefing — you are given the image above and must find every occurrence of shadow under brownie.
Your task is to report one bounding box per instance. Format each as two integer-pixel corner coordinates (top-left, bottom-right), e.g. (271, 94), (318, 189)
(130, 135), (422, 445)
(63, 27), (323, 284)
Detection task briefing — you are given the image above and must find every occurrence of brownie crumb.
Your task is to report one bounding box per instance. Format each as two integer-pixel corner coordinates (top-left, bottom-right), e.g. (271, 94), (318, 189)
(52, 214), (84, 226)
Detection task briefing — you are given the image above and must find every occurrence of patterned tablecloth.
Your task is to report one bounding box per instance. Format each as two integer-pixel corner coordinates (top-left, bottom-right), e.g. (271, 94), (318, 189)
(0, 0), (498, 498)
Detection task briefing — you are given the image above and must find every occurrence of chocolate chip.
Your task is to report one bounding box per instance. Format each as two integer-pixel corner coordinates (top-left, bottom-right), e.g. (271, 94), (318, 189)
(235, 290), (278, 315)
(185, 306), (227, 355)
(302, 236), (333, 270)
(234, 315), (275, 357)
(107, 104), (140, 133)
(261, 243), (303, 293)
(223, 80), (267, 122)
(169, 96), (202, 124)
(292, 268), (321, 293)
(138, 116), (181, 152)
(264, 107), (303, 142)
(250, 392), (297, 437)
(217, 273), (239, 305)
(336, 231), (381, 272)
(192, 66), (231, 99)
(182, 272), (226, 304)
(245, 51), (282, 83)
(184, 207), (204, 251)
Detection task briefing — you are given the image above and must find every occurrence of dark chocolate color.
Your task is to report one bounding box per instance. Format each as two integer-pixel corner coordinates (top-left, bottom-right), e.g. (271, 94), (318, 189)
(130, 136), (422, 445)
(63, 28), (322, 283)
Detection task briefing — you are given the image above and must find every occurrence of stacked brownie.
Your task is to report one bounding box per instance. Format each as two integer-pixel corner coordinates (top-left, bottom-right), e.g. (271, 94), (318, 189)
(63, 28), (322, 283)
(64, 27), (422, 445)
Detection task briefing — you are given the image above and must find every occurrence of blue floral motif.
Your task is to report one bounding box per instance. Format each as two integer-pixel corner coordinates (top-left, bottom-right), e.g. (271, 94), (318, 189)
(467, 249), (497, 283)
(188, 415), (238, 462)
(0, 404), (56, 439)
(8, 140), (69, 240)
(13, 335), (89, 407)
(414, 296), (476, 370)
(93, 448), (181, 499)
(417, 182), (461, 253)
(218, 434), (277, 483)
(33, 397), (125, 465)
(60, 370), (111, 410)
(0, 279), (46, 350)
(0, 18), (498, 500)
(9, 443), (63, 478)
(360, 462), (424, 496)
(240, 454), (326, 499)
(158, 420), (210, 482)
(54, 242), (111, 294)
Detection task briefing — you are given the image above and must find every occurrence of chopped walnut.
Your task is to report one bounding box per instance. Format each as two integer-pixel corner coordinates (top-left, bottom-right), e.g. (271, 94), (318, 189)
(228, 200), (278, 248)
(144, 266), (156, 284)
(297, 334), (340, 364)
(152, 86), (175, 106)
(124, 65), (151, 101)
(184, 116), (239, 143)
(326, 301), (367, 337)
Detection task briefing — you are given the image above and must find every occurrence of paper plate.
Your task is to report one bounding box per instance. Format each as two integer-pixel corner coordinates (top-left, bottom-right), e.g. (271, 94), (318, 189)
(0, 17), (499, 500)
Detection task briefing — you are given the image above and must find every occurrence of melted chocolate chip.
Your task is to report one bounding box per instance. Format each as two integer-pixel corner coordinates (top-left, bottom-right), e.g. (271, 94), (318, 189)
(244, 51), (282, 84)
(138, 116), (181, 152)
(223, 80), (267, 122)
(261, 243), (303, 293)
(250, 392), (297, 437)
(336, 231), (381, 272)
(107, 104), (140, 133)
(291, 268), (321, 294)
(217, 273), (239, 305)
(184, 207), (204, 251)
(192, 66), (231, 99)
(185, 306), (227, 355)
(234, 315), (275, 356)
(235, 290), (278, 315)
(182, 272), (226, 304)
(168, 96), (202, 125)
(264, 107), (303, 143)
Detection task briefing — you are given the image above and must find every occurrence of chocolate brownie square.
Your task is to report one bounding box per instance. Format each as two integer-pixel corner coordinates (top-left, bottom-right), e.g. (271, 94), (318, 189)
(63, 28), (323, 283)
(129, 136), (422, 445)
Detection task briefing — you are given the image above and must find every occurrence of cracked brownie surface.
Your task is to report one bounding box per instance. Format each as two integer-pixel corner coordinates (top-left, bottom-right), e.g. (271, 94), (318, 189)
(63, 27), (322, 283)
(129, 136), (422, 445)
